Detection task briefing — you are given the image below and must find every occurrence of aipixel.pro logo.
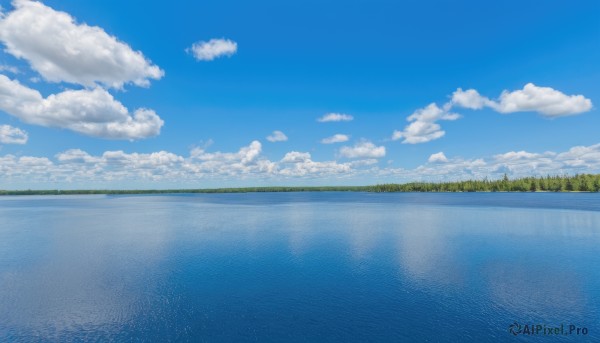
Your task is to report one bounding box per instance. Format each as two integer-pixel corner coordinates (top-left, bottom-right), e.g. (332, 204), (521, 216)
(508, 322), (588, 337)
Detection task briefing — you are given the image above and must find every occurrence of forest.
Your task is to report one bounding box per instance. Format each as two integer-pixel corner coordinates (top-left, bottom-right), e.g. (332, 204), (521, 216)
(1, 174), (599, 195)
(371, 174), (600, 193)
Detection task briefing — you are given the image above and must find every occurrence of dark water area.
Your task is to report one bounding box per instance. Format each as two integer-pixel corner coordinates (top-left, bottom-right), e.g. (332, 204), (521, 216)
(1, 193), (599, 342)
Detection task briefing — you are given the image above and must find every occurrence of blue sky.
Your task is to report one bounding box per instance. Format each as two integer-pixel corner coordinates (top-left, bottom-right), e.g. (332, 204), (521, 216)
(0, 0), (598, 189)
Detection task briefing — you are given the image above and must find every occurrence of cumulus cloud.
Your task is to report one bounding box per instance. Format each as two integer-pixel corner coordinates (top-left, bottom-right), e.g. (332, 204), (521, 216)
(450, 88), (491, 110)
(556, 145), (600, 168)
(393, 83), (592, 145)
(392, 103), (460, 144)
(190, 140), (262, 165)
(188, 142), (367, 179)
(56, 149), (101, 164)
(452, 83), (592, 117)
(0, 141), (378, 187)
(493, 84), (592, 116)
(279, 154), (354, 177)
(0, 75), (163, 139)
(185, 141), (282, 178)
(0, 0), (164, 89)
(281, 151), (311, 163)
(317, 113), (353, 122)
(493, 150), (544, 163)
(321, 134), (349, 144)
(102, 150), (184, 168)
(428, 152), (448, 163)
(339, 141), (386, 159)
(188, 38), (237, 61)
(266, 130), (288, 142)
(0, 124), (28, 144)
(4, 142), (600, 188)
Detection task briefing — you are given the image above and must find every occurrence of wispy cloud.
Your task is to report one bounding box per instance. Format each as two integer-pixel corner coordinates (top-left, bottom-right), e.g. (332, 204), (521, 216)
(321, 134), (350, 144)
(317, 113), (353, 122)
(266, 130), (288, 142)
(188, 38), (238, 61)
(0, 65), (19, 74)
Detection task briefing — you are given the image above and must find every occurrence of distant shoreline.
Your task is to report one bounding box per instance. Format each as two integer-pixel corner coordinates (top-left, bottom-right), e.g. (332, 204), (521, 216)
(0, 190), (597, 196)
(2, 174), (600, 195)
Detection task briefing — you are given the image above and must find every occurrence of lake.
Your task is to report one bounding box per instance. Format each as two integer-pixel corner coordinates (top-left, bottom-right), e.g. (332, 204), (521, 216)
(1, 192), (599, 342)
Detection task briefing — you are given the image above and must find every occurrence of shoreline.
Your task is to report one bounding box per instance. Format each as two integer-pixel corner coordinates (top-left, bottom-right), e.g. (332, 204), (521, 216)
(0, 189), (598, 196)
(3, 174), (599, 195)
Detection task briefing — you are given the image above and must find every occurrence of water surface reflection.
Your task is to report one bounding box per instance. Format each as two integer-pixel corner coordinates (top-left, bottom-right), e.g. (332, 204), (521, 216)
(1, 193), (599, 341)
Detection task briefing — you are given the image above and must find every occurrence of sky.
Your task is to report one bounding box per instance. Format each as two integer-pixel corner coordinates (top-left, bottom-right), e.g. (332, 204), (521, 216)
(0, 0), (598, 189)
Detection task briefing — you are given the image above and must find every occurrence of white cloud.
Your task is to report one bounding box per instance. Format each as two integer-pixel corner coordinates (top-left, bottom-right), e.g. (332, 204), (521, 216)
(556, 144), (600, 168)
(0, 75), (163, 139)
(453, 83), (592, 117)
(102, 150), (184, 168)
(339, 141), (386, 159)
(0, 65), (19, 74)
(0, 0), (164, 88)
(191, 140), (261, 162)
(428, 152), (448, 163)
(281, 151), (311, 163)
(55, 149), (100, 164)
(493, 83), (592, 117)
(321, 134), (349, 144)
(278, 151), (374, 177)
(0, 124), (28, 144)
(186, 141), (277, 177)
(4, 142), (600, 188)
(493, 151), (544, 163)
(392, 103), (460, 144)
(317, 113), (353, 122)
(266, 130), (288, 142)
(451, 88), (491, 110)
(0, 140), (378, 187)
(188, 38), (237, 61)
(278, 156), (353, 177)
(394, 83), (592, 145)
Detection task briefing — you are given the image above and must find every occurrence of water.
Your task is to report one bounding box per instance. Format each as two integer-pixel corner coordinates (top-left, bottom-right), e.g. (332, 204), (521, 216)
(1, 192), (599, 342)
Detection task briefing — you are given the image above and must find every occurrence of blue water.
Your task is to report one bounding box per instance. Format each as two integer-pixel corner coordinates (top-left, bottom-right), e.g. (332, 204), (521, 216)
(1, 193), (599, 342)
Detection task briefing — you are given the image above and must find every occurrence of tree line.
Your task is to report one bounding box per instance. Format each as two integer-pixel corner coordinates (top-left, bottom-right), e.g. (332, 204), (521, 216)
(1, 174), (600, 195)
(371, 174), (600, 192)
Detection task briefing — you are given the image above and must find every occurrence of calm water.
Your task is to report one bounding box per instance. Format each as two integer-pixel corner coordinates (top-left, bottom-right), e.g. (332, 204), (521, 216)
(1, 193), (599, 342)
